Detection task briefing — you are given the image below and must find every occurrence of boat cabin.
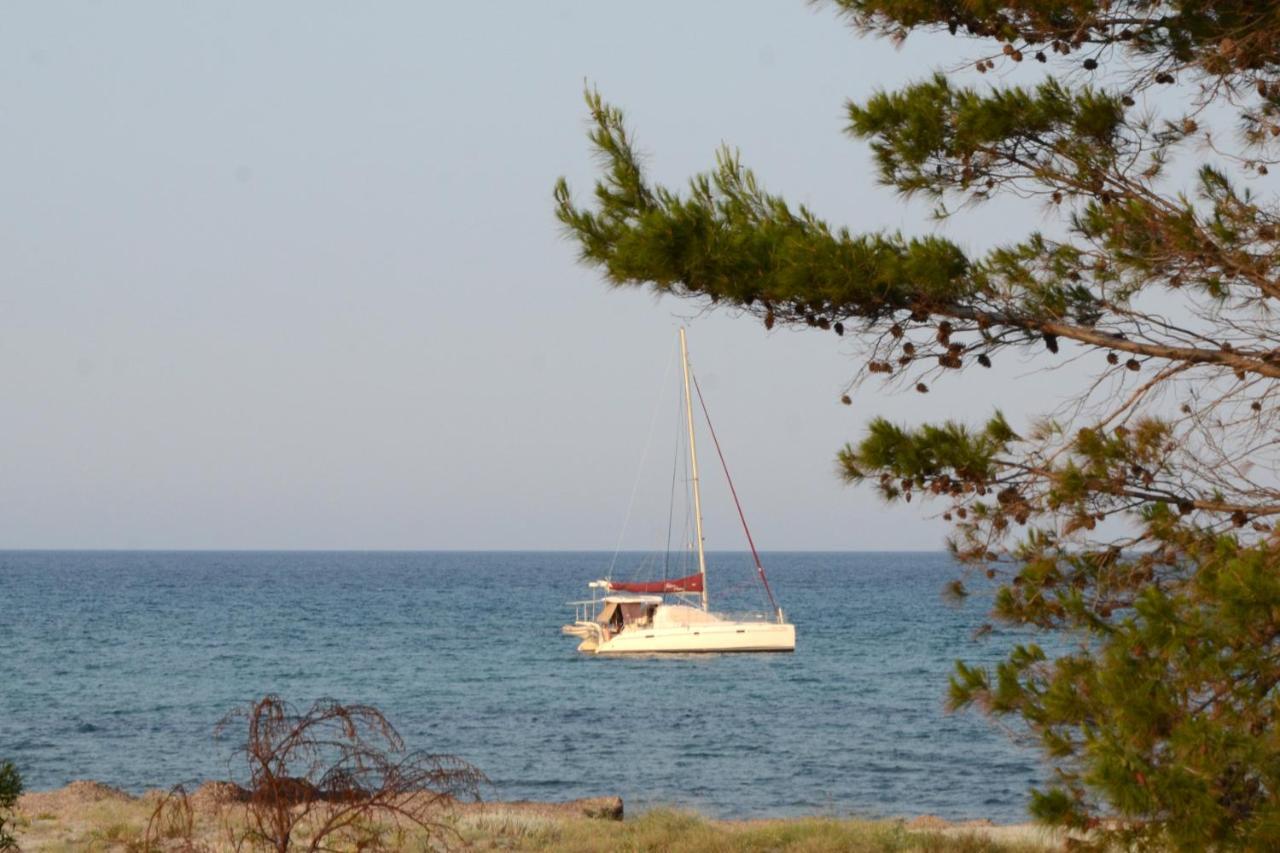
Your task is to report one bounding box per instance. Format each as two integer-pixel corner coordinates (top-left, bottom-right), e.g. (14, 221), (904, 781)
(597, 595), (662, 633)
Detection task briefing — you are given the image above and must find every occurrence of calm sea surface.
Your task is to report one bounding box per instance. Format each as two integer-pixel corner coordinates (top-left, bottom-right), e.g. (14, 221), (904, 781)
(0, 551), (1047, 822)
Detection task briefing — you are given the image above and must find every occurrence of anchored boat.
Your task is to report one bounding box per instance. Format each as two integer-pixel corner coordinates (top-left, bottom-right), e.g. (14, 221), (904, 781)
(562, 328), (796, 654)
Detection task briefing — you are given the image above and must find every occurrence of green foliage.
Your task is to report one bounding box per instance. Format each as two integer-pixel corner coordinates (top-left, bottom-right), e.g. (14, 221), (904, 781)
(0, 761), (23, 851)
(555, 91), (974, 326)
(557, 1), (1280, 848)
(839, 413), (1016, 498)
(848, 75), (1127, 200)
(955, 529), (1280, 850)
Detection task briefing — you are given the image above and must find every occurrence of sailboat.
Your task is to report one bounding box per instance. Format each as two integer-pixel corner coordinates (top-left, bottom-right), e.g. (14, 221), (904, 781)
(562, 328), (797, 654)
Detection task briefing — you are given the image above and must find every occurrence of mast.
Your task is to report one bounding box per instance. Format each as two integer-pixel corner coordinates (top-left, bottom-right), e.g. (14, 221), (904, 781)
(679, 327), (709, 611)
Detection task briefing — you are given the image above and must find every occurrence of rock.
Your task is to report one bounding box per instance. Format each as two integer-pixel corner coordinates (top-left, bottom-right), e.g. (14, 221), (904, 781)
(17, 780), (133, 816)
(189, 781), (250, 811)
(575, 796), (624, 820)
(61, 780), (132, 802)
(457, 796), (624, 821)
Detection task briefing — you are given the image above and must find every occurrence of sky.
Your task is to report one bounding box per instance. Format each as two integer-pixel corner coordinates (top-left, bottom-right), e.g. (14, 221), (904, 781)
(1, 2), (1089, 550)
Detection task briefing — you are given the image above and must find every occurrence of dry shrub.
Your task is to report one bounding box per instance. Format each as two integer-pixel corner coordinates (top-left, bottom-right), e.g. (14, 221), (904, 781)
(218, 695), (484, 852)
(143, 784), (207, 852)
(142, 696), (484, 852)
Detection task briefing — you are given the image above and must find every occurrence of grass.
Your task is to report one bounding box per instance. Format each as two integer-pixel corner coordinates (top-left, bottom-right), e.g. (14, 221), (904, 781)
(457, 808), (1060, 852)
(16, 795), (1062, 852)
(83, 820), (144, 850)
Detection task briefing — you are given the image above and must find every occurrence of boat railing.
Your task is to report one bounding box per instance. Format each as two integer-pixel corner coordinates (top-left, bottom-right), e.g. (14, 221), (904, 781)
(567, 600), (602, 623)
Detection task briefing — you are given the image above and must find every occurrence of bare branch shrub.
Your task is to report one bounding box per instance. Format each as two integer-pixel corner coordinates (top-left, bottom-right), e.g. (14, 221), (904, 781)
(143, 783), (210, 852)
(212, 695), (485, 852)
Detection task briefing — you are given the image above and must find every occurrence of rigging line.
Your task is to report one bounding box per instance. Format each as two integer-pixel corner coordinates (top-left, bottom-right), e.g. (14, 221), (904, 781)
(681, 401), (694, 580)
(606, 336), (679, 581)
(690, 371), (782, 619)
(662, 383), (683, 584)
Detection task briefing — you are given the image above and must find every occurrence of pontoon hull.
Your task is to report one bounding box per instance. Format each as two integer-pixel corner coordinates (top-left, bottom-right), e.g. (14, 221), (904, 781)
(571, 620), (795, 654)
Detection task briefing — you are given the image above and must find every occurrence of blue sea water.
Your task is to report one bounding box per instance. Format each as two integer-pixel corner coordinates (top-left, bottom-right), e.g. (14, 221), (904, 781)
(0, 550), (1047, 822)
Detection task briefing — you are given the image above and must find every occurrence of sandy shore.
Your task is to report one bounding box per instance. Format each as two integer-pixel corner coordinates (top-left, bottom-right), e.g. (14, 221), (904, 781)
(11, 780), (1069, 851)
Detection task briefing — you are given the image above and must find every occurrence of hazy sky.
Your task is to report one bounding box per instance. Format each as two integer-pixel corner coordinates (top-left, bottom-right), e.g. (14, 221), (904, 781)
(2, 2), (1085, 550)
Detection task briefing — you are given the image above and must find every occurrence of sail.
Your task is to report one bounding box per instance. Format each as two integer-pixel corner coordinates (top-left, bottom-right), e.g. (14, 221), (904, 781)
(606, 572), (704, 594)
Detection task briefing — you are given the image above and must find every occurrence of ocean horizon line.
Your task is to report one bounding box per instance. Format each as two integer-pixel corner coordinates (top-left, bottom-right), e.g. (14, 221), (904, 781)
(0, 546), (949, 555)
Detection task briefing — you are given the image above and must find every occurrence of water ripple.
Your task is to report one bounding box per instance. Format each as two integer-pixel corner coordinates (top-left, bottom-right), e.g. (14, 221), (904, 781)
(0, 550), (1047, 821)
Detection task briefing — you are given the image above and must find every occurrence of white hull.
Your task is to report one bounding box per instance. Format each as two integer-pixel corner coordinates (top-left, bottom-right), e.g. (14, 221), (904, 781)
(563, 330), (797, 656)
(567, 619), (795, 654)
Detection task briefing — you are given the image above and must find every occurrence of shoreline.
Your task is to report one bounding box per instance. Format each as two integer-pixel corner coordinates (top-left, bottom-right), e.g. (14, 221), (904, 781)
(12, 780), (1068, 851)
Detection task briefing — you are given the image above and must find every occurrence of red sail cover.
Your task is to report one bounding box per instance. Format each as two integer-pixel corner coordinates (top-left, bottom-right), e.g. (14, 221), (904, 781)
(606, 572), (704, 594)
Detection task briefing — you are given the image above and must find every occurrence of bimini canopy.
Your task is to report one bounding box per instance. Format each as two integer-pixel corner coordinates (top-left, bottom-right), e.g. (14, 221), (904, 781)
(605, 572), (704, 594)
(598, 595), (661, 628)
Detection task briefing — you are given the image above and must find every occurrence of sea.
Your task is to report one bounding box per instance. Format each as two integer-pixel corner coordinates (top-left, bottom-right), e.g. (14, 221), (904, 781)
(0, 550), (1049, 823)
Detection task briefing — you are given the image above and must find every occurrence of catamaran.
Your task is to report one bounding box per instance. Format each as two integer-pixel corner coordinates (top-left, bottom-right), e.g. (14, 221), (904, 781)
(562, 328), (796, 654)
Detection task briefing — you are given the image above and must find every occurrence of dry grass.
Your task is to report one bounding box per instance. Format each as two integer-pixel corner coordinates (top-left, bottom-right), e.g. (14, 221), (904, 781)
(458, 808), (1065, 853)
(15, 783), (1067, 852)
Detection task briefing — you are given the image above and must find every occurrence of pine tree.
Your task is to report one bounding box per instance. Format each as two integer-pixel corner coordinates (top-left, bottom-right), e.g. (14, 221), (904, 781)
(556, 3), (1280, 848)
(0, 761), (21, 851)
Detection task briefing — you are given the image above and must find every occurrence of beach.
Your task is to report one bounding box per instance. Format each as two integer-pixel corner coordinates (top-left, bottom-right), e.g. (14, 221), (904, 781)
(13, 781), (1067, 852)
